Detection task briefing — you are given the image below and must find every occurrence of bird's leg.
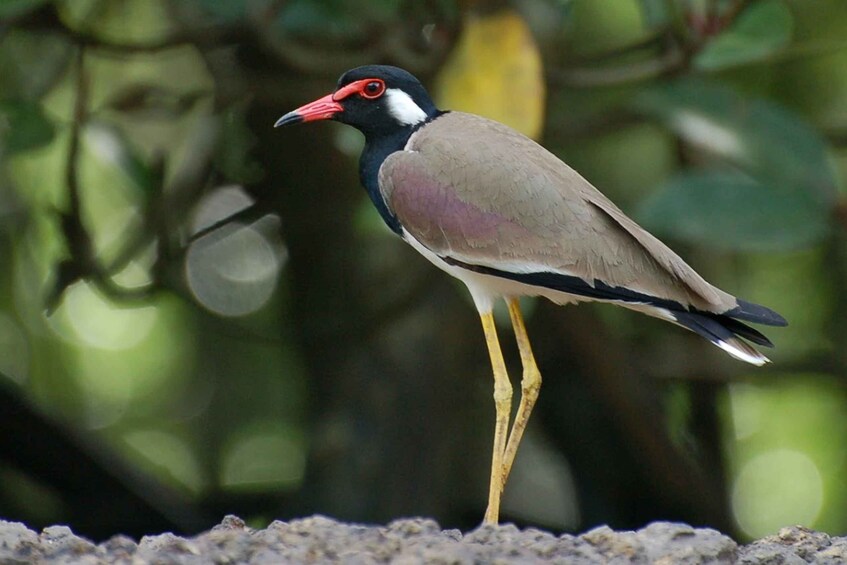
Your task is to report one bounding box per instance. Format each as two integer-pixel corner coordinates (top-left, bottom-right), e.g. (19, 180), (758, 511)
(500, 298), (542, 491)
(479, 310), (513, 525)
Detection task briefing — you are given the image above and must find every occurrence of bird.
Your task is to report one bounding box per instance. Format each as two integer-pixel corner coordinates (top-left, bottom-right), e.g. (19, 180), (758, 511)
(275, 65), (787, 525)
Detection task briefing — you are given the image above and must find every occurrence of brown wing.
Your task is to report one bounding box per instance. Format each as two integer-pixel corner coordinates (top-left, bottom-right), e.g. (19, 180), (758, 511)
(379, 111), (736, 312)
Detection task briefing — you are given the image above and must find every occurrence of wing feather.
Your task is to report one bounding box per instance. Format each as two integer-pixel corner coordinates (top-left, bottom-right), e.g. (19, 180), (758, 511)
(379, 112), (735, 312)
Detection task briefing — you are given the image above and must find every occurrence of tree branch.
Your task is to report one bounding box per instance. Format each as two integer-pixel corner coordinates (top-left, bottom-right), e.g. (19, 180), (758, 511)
(48, 47), (159, 313)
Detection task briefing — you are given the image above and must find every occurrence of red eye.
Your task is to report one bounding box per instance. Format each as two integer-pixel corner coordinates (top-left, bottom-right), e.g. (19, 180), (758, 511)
(362, 80), (385, 99)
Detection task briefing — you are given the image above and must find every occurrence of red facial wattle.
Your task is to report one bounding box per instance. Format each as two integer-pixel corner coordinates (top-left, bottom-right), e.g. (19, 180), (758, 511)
(274, 78), (386, 127)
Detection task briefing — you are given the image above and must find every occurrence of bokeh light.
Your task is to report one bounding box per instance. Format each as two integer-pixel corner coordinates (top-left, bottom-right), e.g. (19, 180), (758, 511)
(220, 423), (306, 491)
(123, 429), (206, 494)
(186, 186), (285, 317)
(48, 285), (193, 428)
(63, 280), (158, 350)
(726, 378), (847, 538)
(732, 449), (824, 538)
(0, 313), (29, 384)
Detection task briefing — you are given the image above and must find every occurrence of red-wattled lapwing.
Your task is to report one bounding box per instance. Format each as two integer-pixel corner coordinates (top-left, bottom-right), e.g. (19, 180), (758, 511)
(275, 65), (787, 525)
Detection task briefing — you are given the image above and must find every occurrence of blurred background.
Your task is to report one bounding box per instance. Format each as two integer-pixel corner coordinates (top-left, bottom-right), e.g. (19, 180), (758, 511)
(0, 0), (845, 542)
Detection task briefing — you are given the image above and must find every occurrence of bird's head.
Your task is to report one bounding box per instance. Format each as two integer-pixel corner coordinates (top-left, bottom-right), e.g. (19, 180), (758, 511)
(274, 65), (439, 136)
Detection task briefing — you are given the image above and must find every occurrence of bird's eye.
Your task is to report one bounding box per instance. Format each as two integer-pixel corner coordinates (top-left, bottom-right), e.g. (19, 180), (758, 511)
(361, 80), (385, 99)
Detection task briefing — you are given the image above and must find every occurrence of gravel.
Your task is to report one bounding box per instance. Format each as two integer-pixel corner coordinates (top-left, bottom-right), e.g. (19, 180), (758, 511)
(0, 515), (844, 564)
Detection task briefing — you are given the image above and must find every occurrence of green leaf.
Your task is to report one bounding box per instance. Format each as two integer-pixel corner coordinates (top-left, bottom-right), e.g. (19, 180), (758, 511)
(106, 84), (206, 118)
(274, 0), (401, 40)
(636, 171), (829, 252)
(215, 107), (264, 184)
(634, 78), (838, 207)
(83, 122), (159, 194)
(638, 0), (671, 28)
(0, 30), (73, 101)
(0, 100), (55, 154)
(694, 0), (793, 70)
(0, 0), (49, 18)
(194, 0), (249, 22)
(58, 0), (177, 45)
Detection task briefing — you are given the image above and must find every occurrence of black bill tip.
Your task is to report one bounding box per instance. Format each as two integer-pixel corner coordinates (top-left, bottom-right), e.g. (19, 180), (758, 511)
(274, 111), (302, 128)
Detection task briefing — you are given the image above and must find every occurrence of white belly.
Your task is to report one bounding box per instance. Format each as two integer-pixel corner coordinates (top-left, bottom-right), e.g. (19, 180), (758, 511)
(401, 228), (582, 314)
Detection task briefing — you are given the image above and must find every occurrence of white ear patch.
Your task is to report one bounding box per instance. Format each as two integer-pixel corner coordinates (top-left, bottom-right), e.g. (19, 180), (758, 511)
(385, 88), (427, 126)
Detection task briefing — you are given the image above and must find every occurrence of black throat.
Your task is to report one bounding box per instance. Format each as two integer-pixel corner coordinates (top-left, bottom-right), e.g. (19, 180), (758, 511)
(359, 128), (412, 234)
(358, 112), (446, 235)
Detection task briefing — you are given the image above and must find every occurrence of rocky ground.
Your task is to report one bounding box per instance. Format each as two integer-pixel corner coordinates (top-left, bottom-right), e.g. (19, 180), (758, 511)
(0, 515), (844, 564)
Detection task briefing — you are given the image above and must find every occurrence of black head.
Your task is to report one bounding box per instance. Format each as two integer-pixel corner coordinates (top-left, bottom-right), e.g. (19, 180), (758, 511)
(274, 65), (439, 137)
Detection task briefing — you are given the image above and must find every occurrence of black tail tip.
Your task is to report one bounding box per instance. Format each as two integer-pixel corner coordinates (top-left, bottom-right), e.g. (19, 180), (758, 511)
(728, 299), (787, 327)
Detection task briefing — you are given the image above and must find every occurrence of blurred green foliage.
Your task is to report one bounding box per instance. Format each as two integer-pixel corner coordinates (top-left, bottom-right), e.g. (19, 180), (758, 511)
(0, 0), (846, 541)
(694, 0), (792, 70)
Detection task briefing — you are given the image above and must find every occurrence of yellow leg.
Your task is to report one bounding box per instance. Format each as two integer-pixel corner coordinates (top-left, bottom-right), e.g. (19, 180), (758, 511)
(479, 310), (513, 525)
(500, 298), (542, 492)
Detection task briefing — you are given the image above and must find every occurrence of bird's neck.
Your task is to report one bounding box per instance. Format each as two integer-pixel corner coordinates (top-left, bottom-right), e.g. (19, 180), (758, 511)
(359, 127), (415, 235)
